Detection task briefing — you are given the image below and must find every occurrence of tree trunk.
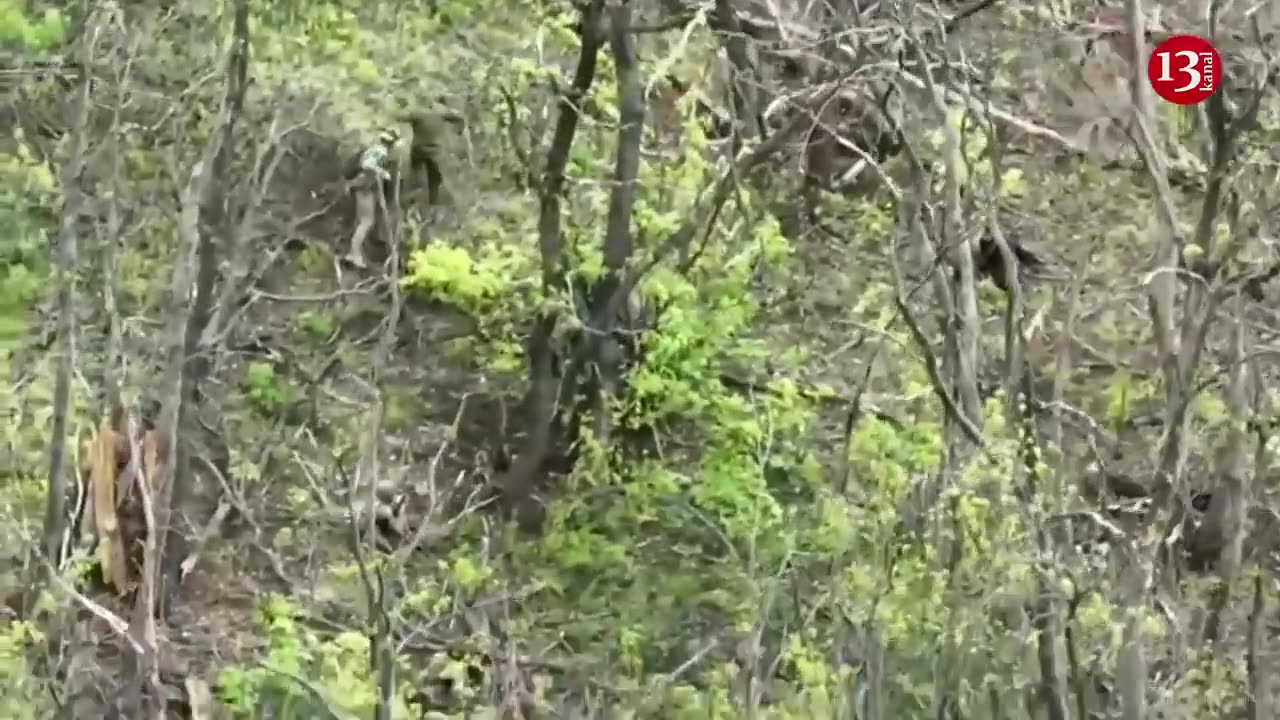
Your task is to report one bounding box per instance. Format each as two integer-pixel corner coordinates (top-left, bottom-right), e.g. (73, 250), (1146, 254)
(162, 0), (251, 617)
(37, 3), (97, 602)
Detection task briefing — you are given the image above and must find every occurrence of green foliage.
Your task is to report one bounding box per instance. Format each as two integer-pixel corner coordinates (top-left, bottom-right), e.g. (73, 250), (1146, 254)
(402, 241), (527, 317)
(923, 106), (1028, 195)
(216, 595), (416, 719)
(0, 129), (67, 571)
(382, 388), (417, 432)
(243, 361), (297, 417)
(1177, 653), (1248, 718)
(0, 2), (67, 52)
(0, 621), (50, 720)
(381, 32), (1050, 709)
(447, 553), (493, 593)
(0, 131), (57, 350)
(6, 0), (1266, 716)
(298, 310), (336, 341)
(250, 0), (552, 140)
(1104, 369), (1160, 430)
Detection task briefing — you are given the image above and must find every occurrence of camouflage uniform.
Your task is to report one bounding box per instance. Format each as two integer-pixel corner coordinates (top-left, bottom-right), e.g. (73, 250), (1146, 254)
(344, 129), (398, 268)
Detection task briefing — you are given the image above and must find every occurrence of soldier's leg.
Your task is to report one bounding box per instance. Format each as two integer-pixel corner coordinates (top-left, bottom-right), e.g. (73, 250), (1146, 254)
(346, 186), (374, 268)
(425, 156), (443, 205)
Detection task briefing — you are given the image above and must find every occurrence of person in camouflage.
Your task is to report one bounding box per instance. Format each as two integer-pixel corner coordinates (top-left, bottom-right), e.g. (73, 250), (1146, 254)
(344, 128), (399, 269)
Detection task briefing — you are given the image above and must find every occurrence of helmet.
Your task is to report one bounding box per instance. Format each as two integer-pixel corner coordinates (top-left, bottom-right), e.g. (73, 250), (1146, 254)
(377, 128), (400, 146)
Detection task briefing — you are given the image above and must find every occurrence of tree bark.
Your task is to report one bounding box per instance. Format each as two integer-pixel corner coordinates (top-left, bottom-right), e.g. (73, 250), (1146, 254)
(162, 0), (251, 616)
(499, 0), (607, 528)
(37, 1), (98, 600)
(585, 0), (643, 442)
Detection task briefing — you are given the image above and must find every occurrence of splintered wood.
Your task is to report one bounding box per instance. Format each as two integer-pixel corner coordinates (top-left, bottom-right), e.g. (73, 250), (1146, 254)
(80, 406), (161, 596)
(88, 415), (128, 593)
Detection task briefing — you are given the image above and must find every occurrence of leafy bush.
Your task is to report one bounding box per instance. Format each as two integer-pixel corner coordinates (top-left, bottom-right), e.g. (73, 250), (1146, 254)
(0, 621), (50, 720)
(0, 2), (67, 52)
(243, 361), (297, 417)
(0, 131), (57, 349)
(216, 595), (416, 719)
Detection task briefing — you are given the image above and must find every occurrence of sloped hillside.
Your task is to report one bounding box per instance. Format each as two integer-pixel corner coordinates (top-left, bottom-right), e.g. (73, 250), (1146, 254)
(3, 1), (1280, 718)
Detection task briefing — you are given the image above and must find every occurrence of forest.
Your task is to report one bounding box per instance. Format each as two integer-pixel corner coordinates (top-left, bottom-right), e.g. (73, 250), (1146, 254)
(2, 0), (1279, 717)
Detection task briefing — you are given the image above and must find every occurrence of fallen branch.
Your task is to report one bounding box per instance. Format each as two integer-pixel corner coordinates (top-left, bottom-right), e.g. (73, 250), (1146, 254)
(47, 564), (144, 656)
(177, 498), (233, 581)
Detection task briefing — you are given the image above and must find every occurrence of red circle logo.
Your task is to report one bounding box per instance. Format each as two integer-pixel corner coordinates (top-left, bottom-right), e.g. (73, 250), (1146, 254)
(1147, 35), (1222, 105)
